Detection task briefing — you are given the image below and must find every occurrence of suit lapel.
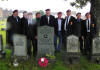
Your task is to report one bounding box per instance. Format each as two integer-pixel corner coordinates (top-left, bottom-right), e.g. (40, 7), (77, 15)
(85, 19), (92, 29)
(49, 15), (51, 23)
(45, 15), (48, 24)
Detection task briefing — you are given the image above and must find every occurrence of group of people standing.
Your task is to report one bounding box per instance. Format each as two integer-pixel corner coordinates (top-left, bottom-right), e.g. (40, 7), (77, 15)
(7, 9), (97, 60)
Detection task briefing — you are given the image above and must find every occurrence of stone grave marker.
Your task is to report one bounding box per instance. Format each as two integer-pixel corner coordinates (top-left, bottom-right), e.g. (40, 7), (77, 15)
(0, 35), (3, 51)
(63, 35), (80, 64)
(13, 34), (27, 60)
(92, 36), (100, 63)
(37, 26), (55, 59)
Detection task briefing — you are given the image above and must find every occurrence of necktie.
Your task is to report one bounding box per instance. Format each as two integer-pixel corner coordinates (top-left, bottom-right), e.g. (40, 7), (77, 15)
(66, 17), (69, 25)
(64, 17), (69, 30)
(16, 17), (18, 22)
(88, 20), (90, 30)
(47, 17), (49, 24)
(77, 19), (80, 23)
(66, 17), (69, 29)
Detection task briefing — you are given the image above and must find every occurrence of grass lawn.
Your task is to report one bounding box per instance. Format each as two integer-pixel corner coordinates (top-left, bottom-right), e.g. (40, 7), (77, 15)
(0, 50), (100, 70)
(0, 20), (100, 70)
(0, 20), (6, 47)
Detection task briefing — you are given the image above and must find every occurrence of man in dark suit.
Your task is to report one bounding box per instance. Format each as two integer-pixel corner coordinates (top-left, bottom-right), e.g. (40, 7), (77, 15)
(32, 12), (41, 58)
(62, 9), (76, 36)
(7, 10), (21, 34)
(82, 12), (97, 59)
(62, 9), (76, 50)
(20, 11), (28, 35)
(73, 13), (83, 54)
(40, 9), (55, 27)
(27, 12), (37, 58)
(35, 12), (41, 26)
(7, 10), (21, 56)
(20, 11), (32, 57)
(54, 12), (64, 52)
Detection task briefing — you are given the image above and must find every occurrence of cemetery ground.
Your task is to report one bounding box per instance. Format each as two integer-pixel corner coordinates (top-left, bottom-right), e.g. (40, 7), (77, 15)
(0, 20), (100, 70)
(0, 50), (100, 70)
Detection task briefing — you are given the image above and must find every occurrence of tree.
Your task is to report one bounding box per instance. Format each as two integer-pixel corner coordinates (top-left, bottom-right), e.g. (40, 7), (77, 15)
(39, 10), (45, 16)
(65, 0), (100, 35)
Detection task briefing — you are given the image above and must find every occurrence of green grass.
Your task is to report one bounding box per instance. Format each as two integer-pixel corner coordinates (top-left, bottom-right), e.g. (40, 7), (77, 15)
(0, 20), (6, 47)
(0, 50), (100, 70)
(0, 20), (6, 30)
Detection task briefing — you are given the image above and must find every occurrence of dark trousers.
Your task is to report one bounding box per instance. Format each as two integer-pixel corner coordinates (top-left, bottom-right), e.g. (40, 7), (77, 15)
(62, 31), (69, 51)
(84, 33), (92, 59)
(34, 39), (37, 57)
(54, 31), (62, 51)
(27, 39), (33, 57)
(79, 37), (83, 54)
(0, 35), (3, 50)
(6, 31), (13, 47)
(27, 38), (37, 57)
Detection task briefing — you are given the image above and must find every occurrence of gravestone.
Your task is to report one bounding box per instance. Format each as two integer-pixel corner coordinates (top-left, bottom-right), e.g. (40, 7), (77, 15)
(0, 35), (6, 58)
(0, 35), (3, 51)
(37, 26), (55, 59)
(63, 35), (80, 64)
(13, 34), (27, 60)
(92, 37), (100, 63)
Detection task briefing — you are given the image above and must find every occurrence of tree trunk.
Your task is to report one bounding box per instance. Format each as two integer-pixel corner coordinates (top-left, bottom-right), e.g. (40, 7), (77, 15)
(90, 0), (100, 36)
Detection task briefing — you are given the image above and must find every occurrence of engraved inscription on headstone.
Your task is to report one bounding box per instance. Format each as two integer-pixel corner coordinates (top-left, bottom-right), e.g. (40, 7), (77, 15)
(37, 26), (55, 57)
(66, 35), (79, 53)
(63, 35), (80, 64)
(13, 34), (27, 57)
(92, 37), (100, 54)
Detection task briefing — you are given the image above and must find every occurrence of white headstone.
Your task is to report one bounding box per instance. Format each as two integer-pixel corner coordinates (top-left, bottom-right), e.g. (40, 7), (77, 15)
(13, 34), (27, 57)
(66, 35), (79, 53)
(92, 37), (100, 54)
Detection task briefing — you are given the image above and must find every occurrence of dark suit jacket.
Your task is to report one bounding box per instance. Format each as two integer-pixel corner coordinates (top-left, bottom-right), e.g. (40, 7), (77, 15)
(54, 18), (64, 35)
(34, 18), (41, 36)
(40, 15), (55, 27)
(20, 17), (28, 36)
(7, 15), (21, 34)
(20, 17), (37, 40)
(82, 19), (97, 38)
(7, 15), (21, 44)
(62, 16), (76, 36)
(73, 19), (83, 37)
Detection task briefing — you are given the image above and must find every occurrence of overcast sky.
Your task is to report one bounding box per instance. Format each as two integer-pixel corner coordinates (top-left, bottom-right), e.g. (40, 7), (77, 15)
(0, 0), (90, 15)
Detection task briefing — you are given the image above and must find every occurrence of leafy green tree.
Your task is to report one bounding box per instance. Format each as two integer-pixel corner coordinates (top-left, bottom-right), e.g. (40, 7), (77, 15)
(39, 10), (45, 16)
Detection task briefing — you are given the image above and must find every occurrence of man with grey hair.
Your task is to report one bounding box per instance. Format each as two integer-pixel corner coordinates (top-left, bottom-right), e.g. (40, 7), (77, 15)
(27, 12), (36, 58)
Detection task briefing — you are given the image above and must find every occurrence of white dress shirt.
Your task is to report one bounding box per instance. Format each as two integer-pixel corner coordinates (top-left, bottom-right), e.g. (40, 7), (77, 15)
(28, 19), (33, 25)
(47, 16), (50, 24)
(14, 16), (18, 22)
(58, 19), (62, 31)
(86, 19), (91, 32)
(64, 16), (71, 30)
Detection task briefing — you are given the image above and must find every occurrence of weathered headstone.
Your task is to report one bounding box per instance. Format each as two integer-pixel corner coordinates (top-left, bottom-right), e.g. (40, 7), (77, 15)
(13, 34), (27, 60)
(63, 35), (80, 64)
(37, 26), (55, 59)
(0, 35), (6, 59)
(0, 35), (3, 51)
(92, 37), (100, 63)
